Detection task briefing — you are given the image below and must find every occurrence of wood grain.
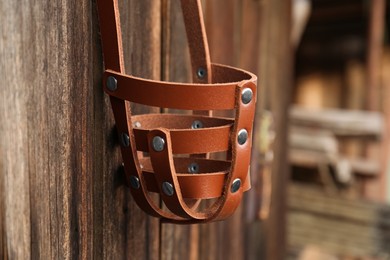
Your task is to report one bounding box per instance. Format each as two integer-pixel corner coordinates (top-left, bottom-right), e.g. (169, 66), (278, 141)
(0, 0), (160, 259)
(258, 0), (293, 259)
(0, 0), (291, 259)
(0, 149), (6, 260)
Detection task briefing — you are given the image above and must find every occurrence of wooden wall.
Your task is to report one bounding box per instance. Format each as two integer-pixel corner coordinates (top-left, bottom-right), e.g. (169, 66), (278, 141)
(0, 0), (292, 259)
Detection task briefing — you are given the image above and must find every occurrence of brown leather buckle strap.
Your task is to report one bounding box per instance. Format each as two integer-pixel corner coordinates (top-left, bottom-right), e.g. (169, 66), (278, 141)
(97, 0), (258, 223)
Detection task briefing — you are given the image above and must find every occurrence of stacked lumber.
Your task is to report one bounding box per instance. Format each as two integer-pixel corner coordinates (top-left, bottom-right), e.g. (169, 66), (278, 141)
(289, 106), (384, 183)
(288, 184), (390, 258)
(290, 106), (384, 139)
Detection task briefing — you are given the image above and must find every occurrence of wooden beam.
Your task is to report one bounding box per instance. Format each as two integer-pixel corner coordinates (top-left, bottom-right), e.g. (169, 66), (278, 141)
(258, 0), (293, 259)
(363, 0), (387, 201)
(290, 106), (384, 139)
(290, 149), (380, 177)
(367, 0), (386, 110)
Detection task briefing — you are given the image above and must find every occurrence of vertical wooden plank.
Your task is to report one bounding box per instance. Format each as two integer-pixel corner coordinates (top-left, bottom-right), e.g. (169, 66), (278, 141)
(204, 0), (241, 66)
(367, 0), (386, 110)
(240, 0), (262, 222)
(0, 151), (6, 259)
(1, 0), (33, 258)
(239, 0), (261, 73)
(202, 2), (247, 260)
(363, 0), (387, 202)
(238, 1), (269, 260)
(161, 0), (192, 83)
(0, 0), (161, 259)
(258, 0), (293, 259)
(91, 3), (106, 259)
(20, 1), (96, 258)
(384, 50), (390, 203)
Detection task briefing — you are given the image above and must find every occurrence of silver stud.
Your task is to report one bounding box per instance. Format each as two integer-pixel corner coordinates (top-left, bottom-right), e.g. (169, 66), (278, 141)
(121, 133), (130, 147)
(197, 67), (206, 79)
(106, 76), (117, 91)
(237, 129), (248, 145)
(162, 182), (174, 196)
(129, 176), (140, 189)
(152, 136), (165, 152)
(241, 88), (253, 104)
(188, 163), (199, 173)
(133, 121), (141, 128)
(231, 178), (241, 193)
(191, 120), (203, 129)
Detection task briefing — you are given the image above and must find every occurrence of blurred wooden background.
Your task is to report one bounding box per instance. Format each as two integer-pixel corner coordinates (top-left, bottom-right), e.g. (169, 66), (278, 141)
(288, 0), (390, 258)
(0, 0), (292, 259)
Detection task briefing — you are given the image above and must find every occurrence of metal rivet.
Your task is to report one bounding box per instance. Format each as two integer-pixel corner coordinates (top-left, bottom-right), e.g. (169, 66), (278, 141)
(162, 182), (174, 196)
(152, 136), (165, 152)
(134, 121), (141, 128)
(237, 129), (248, 145)
(121, 133), (130, 147)
(241, 88), (253, 104)
(129, 176), (140, 189)
(191, 120), (203, 129)
(197, 67), (206, 79)
(231, 178), (241, 193)
(188, 163), (199, 173)
(106, 76), (117, 91)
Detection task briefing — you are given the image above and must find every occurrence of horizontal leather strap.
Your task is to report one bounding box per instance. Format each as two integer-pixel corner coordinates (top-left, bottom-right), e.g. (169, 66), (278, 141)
(104, 63), (255, 110)
(139, 157), (250, 199)
(132, 114), (233, 154)
(132, 113), (233, 129)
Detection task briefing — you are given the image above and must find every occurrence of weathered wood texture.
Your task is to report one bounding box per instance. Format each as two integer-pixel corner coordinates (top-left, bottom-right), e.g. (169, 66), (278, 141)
(0, 0), (292, 259)
(0, 0), (160, 259)
(257, 1), (293, 260)
(367, 0), (386, 110)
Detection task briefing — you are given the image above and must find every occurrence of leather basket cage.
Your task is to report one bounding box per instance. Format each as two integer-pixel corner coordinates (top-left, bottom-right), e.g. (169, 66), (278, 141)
(97, 0), (258, 224)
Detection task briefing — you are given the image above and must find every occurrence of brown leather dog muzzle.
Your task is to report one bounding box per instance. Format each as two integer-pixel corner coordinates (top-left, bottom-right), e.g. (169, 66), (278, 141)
(97, 0), (258, 223)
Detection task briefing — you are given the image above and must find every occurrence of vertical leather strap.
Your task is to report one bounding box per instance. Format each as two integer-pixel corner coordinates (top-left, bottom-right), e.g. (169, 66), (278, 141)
(180, 0), (212, 84)
(209, 81), (257, 222)
(97, 0), (169, 219)
(180, 0), (212, 147)
(96, 0), (124, 72)
(99, 0), (211, 83)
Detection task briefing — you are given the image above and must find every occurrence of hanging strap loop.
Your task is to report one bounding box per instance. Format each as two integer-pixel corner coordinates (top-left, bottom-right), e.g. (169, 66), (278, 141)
(180, 0), (212, 83)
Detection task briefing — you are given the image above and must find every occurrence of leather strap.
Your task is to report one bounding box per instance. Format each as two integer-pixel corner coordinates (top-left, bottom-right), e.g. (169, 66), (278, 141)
(180, 0), (212, 84)
(97, 0), (258, 223)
